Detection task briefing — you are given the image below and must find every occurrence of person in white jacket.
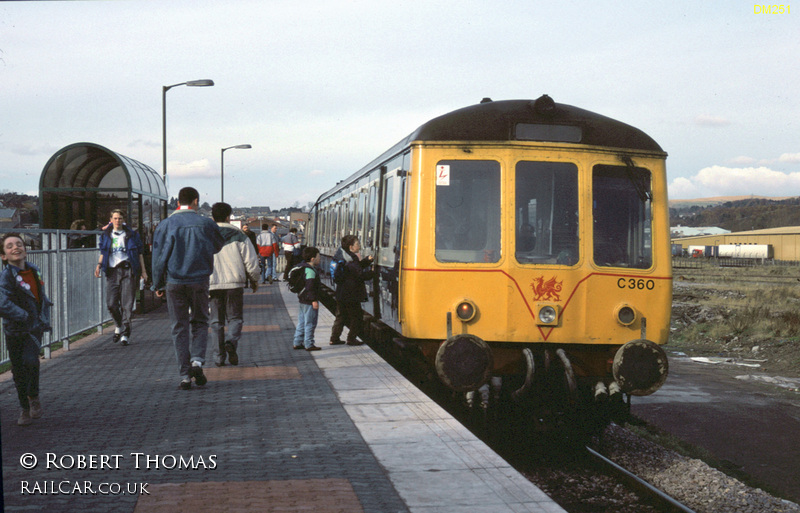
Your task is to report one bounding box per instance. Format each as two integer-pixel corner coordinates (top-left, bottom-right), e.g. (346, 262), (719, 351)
(209, 203), (260, 366)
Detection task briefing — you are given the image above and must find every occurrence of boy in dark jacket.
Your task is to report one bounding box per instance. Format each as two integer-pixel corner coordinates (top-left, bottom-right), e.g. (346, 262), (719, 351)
(330, 235), (374, 346)
(0, 233), (53, 426)
(292, 246), (322, 351)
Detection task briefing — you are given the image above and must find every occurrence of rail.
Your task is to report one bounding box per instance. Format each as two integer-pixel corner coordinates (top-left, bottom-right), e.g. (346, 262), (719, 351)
(585, 446), (697, 513)
(1, 229), (290, 366)
(0, 229), (111, 365)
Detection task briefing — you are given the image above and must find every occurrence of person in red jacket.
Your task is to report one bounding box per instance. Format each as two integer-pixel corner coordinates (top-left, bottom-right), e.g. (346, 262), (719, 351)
(256, 224), (280, 284)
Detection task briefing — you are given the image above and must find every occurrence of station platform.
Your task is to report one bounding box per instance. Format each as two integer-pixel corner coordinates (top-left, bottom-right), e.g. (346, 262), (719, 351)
(1, 279), (565, 513)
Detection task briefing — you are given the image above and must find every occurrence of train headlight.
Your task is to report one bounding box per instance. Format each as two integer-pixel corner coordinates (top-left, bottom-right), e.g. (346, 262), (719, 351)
(455, 300), (477, 322)
(539, 306), (556, 324)
(615, 304), (637, 326)
(536, 303), (560, 326)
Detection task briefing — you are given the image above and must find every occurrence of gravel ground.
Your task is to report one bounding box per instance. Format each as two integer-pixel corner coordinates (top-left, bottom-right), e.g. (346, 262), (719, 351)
(596, 423), (800, 513)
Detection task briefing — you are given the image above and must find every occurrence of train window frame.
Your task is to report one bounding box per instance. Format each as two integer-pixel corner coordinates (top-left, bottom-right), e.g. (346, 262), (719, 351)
(514, 160), (580, 266)
(349, 194), (357, 235)
(358, 189), (367, 242)
(366, 183), (378, 248)
(592, 163), (653, 269)
(434, 159), (502, 264)
(380, 171), (398, 250)
(331, 203), (339, 246)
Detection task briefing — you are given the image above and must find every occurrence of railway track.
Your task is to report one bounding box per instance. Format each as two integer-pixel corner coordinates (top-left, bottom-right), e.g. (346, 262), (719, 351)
(584, 446), (696, 513)
(331, 297), (696, 511)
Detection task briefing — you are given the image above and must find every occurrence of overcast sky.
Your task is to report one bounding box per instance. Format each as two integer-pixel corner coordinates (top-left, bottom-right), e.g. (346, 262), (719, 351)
(1, 1), (798, 208)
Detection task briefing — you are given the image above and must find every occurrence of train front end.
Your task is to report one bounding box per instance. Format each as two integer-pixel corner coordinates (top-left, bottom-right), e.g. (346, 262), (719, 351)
(398, 97), (672, 411)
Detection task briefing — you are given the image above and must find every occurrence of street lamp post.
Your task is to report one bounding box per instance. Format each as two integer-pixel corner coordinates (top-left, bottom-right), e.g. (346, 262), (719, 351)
(161, 79), (215, 181)
(220, 144), (252, 202)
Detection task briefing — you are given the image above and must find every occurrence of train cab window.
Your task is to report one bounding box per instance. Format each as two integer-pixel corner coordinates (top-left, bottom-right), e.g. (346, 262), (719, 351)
(515, 161), (579, 265)
(435, 160), (501, 263)
(593, 164), (653, 269)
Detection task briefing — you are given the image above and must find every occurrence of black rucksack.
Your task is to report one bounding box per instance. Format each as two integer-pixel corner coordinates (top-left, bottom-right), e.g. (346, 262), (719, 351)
(287, 264), (307, 294)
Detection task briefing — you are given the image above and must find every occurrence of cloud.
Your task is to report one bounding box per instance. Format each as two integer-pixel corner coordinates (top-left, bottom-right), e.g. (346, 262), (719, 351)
(667, 177), (698, 198)
(167, 159), (217, 179)
(669, 165), (800, 199)
(309, 169), (325, 176)
(694, 115), (731, 127)
(728, 156), (757, 166)
(729, 152), (800, 166)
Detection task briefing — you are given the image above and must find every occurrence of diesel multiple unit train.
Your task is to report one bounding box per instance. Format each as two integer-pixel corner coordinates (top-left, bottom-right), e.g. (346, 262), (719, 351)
(307, 95), (671, 420)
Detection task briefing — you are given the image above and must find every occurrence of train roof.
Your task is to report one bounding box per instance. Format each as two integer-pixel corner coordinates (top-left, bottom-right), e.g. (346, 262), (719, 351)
(317, 96), (664, 203)
(410, 96), (663, 152)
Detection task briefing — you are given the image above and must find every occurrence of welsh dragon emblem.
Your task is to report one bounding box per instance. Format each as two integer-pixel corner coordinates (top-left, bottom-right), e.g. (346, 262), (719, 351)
(530, 275), (563, 302)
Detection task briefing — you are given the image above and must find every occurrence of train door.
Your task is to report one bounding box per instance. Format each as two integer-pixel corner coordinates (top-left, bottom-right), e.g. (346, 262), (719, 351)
(373, 156), (408, 330)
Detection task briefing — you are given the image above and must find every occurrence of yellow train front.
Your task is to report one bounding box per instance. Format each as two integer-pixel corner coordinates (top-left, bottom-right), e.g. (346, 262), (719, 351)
(312, 95), (672, 419)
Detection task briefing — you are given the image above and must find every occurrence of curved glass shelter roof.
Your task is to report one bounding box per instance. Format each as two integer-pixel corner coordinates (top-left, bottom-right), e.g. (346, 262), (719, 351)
(39, 142), (168, 234)
(40, 142), (167, 197)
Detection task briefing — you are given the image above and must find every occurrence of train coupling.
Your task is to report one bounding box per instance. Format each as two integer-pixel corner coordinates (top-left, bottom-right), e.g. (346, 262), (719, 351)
(612, 339), (669, 396)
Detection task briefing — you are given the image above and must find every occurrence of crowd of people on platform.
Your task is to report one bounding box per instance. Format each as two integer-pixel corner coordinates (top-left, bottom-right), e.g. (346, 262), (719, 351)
(1, 186), (376, 425)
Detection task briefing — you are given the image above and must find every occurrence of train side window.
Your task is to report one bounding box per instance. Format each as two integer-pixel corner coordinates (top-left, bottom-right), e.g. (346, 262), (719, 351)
(515, 161), (579, 265)
(323, 207), (331, 246)
(366, 184), (377, 248)
(435, 160), (501, 263)
(381, 176), (396, 249)
(592, 164), (653, 269)
(358, 192), (367, 242)
(338, 202), (345, 241)
(331, 205), (339, 246)
(349, 195), (357, 235)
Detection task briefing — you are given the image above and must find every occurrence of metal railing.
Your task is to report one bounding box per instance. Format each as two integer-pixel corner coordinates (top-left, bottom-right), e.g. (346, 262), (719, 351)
(1, 230), (293, 365)
(1, 230), (109, 365)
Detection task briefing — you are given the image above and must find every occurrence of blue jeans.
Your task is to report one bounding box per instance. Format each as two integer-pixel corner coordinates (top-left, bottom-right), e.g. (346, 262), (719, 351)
(260, 255), (276, 282)
(293, 303), (319, 349)
(165, 282), (210, 378)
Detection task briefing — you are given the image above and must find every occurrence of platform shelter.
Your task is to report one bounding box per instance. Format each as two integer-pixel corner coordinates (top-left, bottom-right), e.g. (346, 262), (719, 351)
(39, 142), (168, 245)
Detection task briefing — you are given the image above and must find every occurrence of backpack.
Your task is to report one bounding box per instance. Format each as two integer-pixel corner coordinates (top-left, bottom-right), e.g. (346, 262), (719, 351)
(329, 258), (346, 285)
(287, 264), (307, 294)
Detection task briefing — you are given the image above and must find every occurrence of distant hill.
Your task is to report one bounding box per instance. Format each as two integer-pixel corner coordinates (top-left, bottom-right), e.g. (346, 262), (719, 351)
(670, 196), (800, 232)
(669, 195), (793, 210)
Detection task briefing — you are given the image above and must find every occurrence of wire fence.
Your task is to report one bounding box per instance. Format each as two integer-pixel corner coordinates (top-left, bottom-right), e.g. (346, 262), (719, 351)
(672, 256), (800, 270)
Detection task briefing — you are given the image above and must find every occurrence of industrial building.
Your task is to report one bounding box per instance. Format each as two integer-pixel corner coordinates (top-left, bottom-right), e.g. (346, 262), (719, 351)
(671, 226), (800, 262)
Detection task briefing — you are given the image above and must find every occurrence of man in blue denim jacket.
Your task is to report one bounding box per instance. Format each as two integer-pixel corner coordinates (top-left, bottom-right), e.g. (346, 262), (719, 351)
(152, 187), (224, 390)
(94, 209), (147, 346)
(0, 233), (53, 426)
